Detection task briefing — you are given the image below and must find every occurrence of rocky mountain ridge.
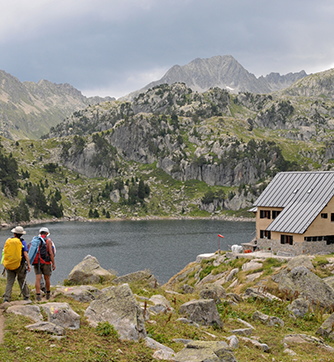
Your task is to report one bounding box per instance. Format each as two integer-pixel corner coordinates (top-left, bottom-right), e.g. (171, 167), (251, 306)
(122, 55), (307, 100)
(0, 70), (114, 140)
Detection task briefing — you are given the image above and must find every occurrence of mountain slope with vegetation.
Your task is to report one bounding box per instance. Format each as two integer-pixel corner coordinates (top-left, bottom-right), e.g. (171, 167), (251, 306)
(0, 70), (114, 140)
(0, 68), (333, 224)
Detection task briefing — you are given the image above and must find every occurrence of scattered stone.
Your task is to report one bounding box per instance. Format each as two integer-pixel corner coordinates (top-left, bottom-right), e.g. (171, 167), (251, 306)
(225, 335), (239, 349)
(25, 321), (65, 336)
(236, 318), (255, 330)
(225, 268), (239, 282)
(55, 285), (103, 302)
(226, 293), (241, 304)
(245, 272), (263, 282)
(287, 297), (311, 318)
(252, 311), (284, 327)
(85, 283), (146, 341)
(67, 255), (115, 284)
(244, 287), (281, 302)
(179, 299), (223, 328)
(176, 318), (200, 327)
(145, 336), (176, 360)
(230, 328), (253, 336)
(283, 348), (297, 356)
(182, 284), (195, 294)
(240, 337), (270, 352)
(242, 261), (263, 272)
(316, 312), (334, 340)
(6, 305), (42, 322)
(174, 341), (237, 362)
(113, 270), (159, 288)
(41, 303), (80, 330)
(149, 295), (172, 315)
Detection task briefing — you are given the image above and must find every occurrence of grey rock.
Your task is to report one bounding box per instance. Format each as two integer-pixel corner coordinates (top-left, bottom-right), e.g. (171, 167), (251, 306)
(272, 266), (334, 309)
(6, 305), (42, 322)
(179, 299), (223, 328)
(174, 340), (237, 362)
(41, 302), (80, 330)
(198, 284), (226, 304)
(25, 321), (65, 336)
(239, 337), (270, 352)
(316, 312), (334, 340)
(229, 328), (253, 336)
(286, 255), (314, 271)
(55, 285), (103, 302)
(145, 336), (176, 360)
(225, 268), (239, 282)
(176, 318), (200, 327)
(113, 270), (159, 288)
(287, 297), (311, 318)
(252, 310), (284, 327)
(67, 255), (114, 285)
(85, 283), (146, 341)
(225, 335), (239, 349)
(182, 284), (195, 294)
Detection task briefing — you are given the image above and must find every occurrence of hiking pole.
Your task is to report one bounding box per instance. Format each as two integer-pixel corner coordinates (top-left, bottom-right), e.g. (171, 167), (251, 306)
(19, 269), (29, 298)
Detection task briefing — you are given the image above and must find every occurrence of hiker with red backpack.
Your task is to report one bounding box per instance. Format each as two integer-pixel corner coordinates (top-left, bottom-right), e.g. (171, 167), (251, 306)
(2, 226), (31, 302)
(28, 227), (56, 301)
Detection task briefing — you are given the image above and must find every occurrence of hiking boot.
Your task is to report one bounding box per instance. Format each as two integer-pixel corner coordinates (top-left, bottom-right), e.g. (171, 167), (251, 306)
(3, 299), (9, 303)
(36, 294), (41, 302)
(46, 291), (51, 300)
(23, 297), (30, 301)
(41, 286), (47, 294)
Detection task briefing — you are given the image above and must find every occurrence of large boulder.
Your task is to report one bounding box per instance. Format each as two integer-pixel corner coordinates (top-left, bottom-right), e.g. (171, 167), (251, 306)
(85, 283), (146, 341)
(25, 321), (65, 336)
(6, 305), (42, 323)
(179, 299), (223, 328)
(272, 266), (334, 309)
(41, 302), (80, 330)
(55, 285), (103, 302)
(67, 255), (115, 284)
(197, 284), (227, 304)
(174, 341), (237, 362)
(286, 255), (314, 271)
(113, 270), (159, 288)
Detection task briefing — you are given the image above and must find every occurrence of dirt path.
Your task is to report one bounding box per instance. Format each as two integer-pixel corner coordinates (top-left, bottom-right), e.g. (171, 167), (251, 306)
(0, 309), (4, 343)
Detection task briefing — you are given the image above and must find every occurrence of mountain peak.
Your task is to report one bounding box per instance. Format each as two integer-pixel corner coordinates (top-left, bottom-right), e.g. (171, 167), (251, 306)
(121, 55), (307, 100)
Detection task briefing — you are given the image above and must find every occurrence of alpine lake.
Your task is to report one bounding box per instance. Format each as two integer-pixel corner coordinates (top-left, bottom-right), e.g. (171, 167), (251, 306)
(0, 219), (255, 285)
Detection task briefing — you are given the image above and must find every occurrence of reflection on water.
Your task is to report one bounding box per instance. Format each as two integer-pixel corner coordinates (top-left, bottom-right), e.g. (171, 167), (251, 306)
(0, 219), (255, 285)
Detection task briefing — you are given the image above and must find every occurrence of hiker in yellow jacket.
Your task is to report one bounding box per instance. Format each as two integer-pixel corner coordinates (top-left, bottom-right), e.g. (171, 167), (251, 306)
(2, 226), (31, 302)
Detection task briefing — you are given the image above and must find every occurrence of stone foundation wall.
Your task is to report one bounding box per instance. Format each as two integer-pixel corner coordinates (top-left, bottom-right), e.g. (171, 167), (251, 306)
(257, 238), (334, 256)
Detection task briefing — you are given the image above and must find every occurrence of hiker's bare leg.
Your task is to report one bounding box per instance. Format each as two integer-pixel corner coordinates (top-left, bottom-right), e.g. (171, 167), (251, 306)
(35, 274), (42, 294)
(44, 275), (51, 291)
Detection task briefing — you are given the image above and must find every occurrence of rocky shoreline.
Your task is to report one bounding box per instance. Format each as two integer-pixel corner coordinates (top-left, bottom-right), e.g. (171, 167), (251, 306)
(0, 214), (255, 230)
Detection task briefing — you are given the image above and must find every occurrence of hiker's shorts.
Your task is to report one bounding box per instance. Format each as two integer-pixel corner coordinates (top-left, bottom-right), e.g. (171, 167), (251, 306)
(34, 263), (52, 275)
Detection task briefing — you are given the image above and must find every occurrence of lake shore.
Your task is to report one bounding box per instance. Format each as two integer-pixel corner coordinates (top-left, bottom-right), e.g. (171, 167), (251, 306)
(1, 214), (255, 230)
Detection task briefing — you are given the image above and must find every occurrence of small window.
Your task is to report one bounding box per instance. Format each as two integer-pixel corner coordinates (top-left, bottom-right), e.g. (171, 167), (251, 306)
(331, 213), (334, 222)
(321, 213), (328, 219)
(281, 234), (293, 245)
(260, 210), (271, 219)
(260, 230), (271, 239)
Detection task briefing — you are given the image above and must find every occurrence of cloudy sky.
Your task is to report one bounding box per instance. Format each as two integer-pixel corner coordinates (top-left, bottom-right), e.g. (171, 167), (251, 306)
(1, 0), (334, 99)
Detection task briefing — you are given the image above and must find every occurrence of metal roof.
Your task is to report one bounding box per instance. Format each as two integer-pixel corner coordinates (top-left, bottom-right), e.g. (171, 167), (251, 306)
(253, 171), (334, 234)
